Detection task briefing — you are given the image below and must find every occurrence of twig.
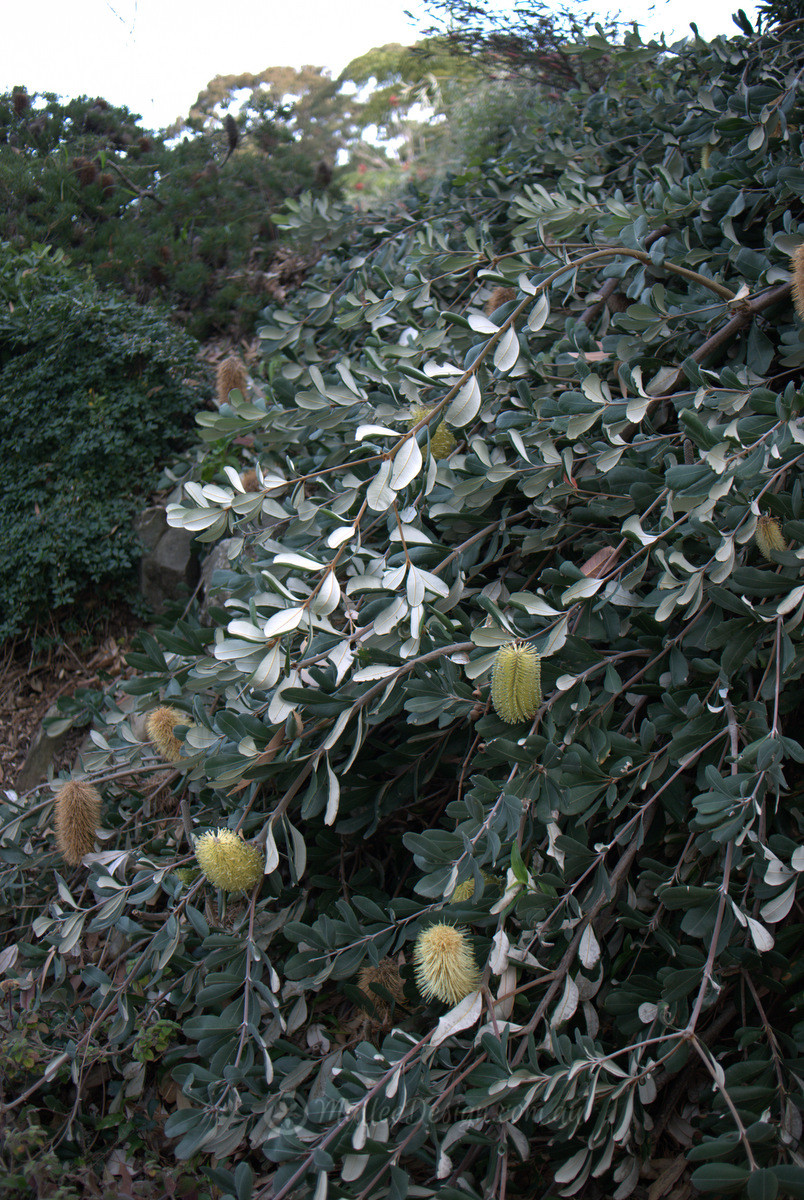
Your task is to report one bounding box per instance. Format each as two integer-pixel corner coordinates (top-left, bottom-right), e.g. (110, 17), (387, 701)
(621, 281), (792, 438)
(105, 159), (165, 210)
(688, 1036), (758, 1170)
(686, 693), (740, 1033)
(511, 802), (658, 1065)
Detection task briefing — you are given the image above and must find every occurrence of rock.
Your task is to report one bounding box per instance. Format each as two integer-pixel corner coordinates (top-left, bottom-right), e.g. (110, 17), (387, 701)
(199, 537), (241, 624)
(17, 704), (73, 790)
(138, 525), (199, 613)
(133, 506), (168, 551)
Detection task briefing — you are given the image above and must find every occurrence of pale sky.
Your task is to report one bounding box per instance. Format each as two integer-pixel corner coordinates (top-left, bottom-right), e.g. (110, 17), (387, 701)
(5, 0), (760, 131)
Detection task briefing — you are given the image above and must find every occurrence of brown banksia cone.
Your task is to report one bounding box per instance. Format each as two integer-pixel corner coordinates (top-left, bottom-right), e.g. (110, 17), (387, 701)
(408, 404), (456, 460)
(413, 923), (480, 1006)
(791, 245), (804, 323)
(356, 958), (408, 1023)
(54, 780), (102, 866)
(755, 515), (787, 559)
(150, 769), (179, 814)
(485, 286), (517, 316)
(146, 706), (189, 763)
(240, 469), (260, 492)
(216, 356), (248, 407)
(194, 829), (264, 892)
(491, 641), (542, 723)
(606, 291), (630, 314)
(71, 156), (98, 187)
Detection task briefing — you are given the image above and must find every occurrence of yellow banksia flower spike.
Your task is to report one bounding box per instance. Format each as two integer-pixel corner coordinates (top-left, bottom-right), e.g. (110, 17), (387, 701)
(413, 922), (480, 1006)
(146, 706), (189, 763)
(408, 404), (456, 460)
(755, 515), (787, 560)
(193, 828), (265, 892)
(450, 879), (477, 904)
(54, 780), (102, 865)
(791, 244), (804, 323)
(491, 641), (542, 723)
(451, 871), (498, 903)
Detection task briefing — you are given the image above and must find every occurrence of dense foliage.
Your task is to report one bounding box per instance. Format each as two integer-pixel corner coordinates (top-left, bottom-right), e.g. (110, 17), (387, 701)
(418, 0), (623, 91)
(4, 15), (804, 1200)
(0, 87), (332, 338)
(0, 242), (204, 641)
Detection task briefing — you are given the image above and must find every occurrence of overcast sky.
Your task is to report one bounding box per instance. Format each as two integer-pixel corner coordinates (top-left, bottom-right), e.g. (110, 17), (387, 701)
(5, 0), (760, 130)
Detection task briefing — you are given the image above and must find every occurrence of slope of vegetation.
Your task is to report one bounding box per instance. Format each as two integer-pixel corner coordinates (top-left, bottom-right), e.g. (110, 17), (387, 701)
(3, 11), (804, 1200)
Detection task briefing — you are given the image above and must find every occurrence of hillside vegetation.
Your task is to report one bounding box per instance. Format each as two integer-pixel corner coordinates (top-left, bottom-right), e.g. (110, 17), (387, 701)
(3, 12), (804, 1200)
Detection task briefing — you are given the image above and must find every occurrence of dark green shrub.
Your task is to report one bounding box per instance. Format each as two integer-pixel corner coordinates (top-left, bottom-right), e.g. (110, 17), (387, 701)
(0, 86), (340, 338)
(0, 243), (205, 640)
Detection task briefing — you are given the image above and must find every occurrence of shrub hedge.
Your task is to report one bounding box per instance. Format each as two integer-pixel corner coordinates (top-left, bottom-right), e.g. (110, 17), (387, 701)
(0, 243), (204, 641)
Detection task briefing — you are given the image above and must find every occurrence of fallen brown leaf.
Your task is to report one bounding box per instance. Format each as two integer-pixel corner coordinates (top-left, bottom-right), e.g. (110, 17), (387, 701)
(580, 545), (619, 578)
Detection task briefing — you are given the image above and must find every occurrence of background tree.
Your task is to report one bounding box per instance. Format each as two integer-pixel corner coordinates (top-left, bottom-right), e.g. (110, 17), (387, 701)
(0, 83), (339, 338)
(418, 0), (624, 91)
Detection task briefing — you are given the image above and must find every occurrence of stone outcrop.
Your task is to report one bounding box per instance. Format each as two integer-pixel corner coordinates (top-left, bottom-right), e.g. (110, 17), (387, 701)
(16, 705), (75, 792)
(133, 507), (199, 613)
(198, 537), (243, 624)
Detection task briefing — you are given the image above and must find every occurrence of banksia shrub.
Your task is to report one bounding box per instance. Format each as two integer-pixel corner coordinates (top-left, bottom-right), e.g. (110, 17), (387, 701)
(146, 706), (188, 762)
(414, 923), (480, 1006)
(791, 244), (804, 322)
(485, 286), (517, 316)
(194, 829), (265, 892)
(356, 958), (407, 1022)
(216, 356), (248, 407)
(490, 642), (542, 723)
(408, 405), (456, 460)
(755, 514), (787, 559)
(54, 780), (102, 865)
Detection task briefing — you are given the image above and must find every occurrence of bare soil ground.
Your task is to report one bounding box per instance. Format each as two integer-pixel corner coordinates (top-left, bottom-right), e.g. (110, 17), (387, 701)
(0, 602), (144, 793)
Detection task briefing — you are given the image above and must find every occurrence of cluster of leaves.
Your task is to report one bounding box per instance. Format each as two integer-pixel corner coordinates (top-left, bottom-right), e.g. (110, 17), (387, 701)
(0, 242), (204, 640)
(4, 16), (804, 1200)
